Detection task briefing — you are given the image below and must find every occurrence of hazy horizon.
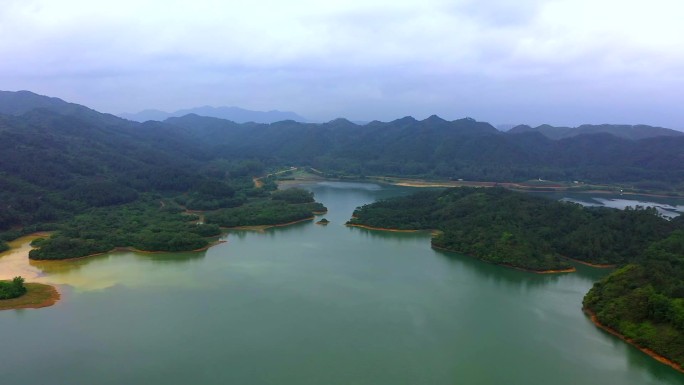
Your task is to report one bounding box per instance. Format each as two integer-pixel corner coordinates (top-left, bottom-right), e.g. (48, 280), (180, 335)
(1, 0), (683, 129)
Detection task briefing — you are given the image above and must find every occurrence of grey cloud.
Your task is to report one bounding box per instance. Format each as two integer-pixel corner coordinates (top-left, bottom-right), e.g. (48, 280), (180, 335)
(0, 0), (682, 129)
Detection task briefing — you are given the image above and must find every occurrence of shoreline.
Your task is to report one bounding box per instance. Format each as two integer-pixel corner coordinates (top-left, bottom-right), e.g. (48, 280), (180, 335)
(366, 176), (684, 198)
(431, 244), (577, 274)
(347, 224), (576, 274)
(26, 213), (319, 262)
(584, 308), (684, 374)
(225, 216), (315, 231)
(504, 264), (576, 274)
(0, 282), (61, 311)
(30, 240), (228, 262)
(345, 223), (424, 233)
(562, 256), (616, 268)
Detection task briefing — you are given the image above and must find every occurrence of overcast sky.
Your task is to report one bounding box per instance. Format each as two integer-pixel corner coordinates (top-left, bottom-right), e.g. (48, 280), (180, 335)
(1, 0), (683, 128)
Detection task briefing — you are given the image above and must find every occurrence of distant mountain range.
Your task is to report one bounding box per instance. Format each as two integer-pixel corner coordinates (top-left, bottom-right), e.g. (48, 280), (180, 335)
(119, 106), (307, 123)
(509, 123), (684, 140)
(2, 89), (684, 226)
(160, 113), (684, 186)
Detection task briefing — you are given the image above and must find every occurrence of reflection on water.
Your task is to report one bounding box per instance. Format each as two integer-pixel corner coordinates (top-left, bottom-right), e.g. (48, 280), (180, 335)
(1, 181), (682, 385)
(346, 226), (433, 243)
(350, 225), (610, 287)
(433, 248), (567, 290)
(0, 236), (210, 292)
(317, 181), (383, 191)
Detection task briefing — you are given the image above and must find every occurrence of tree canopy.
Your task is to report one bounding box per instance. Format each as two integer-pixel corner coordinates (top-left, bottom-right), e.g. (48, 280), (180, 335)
(0, 277), (27, 300)
(348, 186), (684, 366)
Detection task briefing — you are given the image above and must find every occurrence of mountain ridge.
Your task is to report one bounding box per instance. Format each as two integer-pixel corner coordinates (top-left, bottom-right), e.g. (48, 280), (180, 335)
(2, 89), (684, 198)
(509, 123), (684, 140)
(119, 105), (308, 123)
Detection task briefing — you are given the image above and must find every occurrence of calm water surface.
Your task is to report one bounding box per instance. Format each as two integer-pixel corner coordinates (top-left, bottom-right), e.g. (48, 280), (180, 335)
(537, 191), (684, 218)
(1, 182), (684, 385)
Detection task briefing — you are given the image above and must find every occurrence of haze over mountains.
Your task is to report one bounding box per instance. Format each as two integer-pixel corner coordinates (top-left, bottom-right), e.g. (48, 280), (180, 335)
(510, 124), (684, 140)
(119, 106), (307, 123)
(3, 89), (684, 231)
(2, 89), (684, 231)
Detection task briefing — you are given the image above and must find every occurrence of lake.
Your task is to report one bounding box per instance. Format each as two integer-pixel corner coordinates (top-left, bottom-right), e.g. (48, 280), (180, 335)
(1, 181), (683, 384)
(535, 191), (684, 218)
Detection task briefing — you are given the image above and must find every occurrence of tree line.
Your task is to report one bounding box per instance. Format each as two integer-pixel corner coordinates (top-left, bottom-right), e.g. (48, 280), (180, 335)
(0, 277), (27, 300)
(347, 187), (684, 365)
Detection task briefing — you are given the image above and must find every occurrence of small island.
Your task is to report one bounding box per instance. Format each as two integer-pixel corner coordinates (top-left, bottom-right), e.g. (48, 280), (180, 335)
(0, 277), (60, 311)
(316, 218), (330, 225)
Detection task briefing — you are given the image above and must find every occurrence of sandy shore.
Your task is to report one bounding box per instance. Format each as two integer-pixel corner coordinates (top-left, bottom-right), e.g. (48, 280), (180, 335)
(0, 233), (51, 281)
(0, 234), (62, 310)
(584, 308), (684, 373)
(0, 282), (60, 311)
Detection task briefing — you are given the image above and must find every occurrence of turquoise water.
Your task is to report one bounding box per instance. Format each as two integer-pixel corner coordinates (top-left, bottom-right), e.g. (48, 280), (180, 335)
(1, 182), (683, 384)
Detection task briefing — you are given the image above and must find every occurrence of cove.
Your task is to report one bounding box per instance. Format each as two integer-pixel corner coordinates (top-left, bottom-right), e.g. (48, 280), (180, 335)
(1, 181), (683, 385)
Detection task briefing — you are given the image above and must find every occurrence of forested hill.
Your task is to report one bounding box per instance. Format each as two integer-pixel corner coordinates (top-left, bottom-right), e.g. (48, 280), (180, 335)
(0, 91), (330, 255)
(3, 91), (684, 192)
(2, 90), (684, 232)
(347, 187), (684, 270)
(165, 114), (684, 188)
(509, 123), (684, 140)
(0, 90), (128, 127)
(0, 94), (267, 232)
(347, 187), (684, 368)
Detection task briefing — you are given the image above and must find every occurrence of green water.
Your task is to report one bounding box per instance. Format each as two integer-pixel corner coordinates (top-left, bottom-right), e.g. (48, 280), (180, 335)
(1, 182), (684, 385)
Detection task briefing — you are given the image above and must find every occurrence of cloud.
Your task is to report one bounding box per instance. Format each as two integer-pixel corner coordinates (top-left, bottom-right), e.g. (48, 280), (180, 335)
(0, 0), (682, 127)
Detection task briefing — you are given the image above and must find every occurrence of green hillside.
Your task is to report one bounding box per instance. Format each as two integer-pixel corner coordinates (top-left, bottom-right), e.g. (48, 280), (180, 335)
(348, 187), (684, 366)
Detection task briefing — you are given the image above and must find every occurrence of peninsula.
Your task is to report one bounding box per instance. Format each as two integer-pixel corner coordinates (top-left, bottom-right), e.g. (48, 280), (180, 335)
(347, 186), (684, 369)
(0, 277), (60, 311)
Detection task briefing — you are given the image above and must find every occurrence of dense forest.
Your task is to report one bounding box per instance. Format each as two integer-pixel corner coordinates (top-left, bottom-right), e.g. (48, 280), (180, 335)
(205, 200), (325, 228)
(2, 90), (684, 368)
(347, 187), (682, 270)
(0, 91), (326, 255)
(2, 90), (684, 241)
(27, 187), (325, 260)
(0, 277), (27, 300)
(348, 187), (684, 367)
(584, 230), (684, 367)
(164, 114), (684, 190)
(28, 198), (221, 260)
(205, 186), (326, 227)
